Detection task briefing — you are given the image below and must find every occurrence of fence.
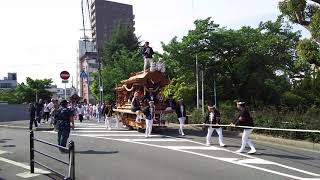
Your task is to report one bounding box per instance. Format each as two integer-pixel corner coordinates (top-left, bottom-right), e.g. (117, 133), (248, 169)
(30, 130), (75, 180)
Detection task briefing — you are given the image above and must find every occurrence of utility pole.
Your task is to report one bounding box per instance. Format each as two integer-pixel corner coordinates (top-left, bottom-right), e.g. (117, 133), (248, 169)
(214, 77), (217, 107)
(98, 52), (103, 104)
(201, 69), (204, 115)
(196, 54), (199, 109)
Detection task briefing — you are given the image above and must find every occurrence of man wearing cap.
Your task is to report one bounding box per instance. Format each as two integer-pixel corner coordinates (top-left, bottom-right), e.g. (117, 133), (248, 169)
(143, 101), (155, 138)
(203, 105), (226, 147)
(55, 100), (74, 152)
(176, 98), (186, 136)
(142, 41), (154, 73)
(230, 101), (256, 154)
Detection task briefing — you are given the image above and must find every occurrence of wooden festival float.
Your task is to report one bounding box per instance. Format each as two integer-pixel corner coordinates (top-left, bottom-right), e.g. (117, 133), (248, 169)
(113, 68), (172, 131)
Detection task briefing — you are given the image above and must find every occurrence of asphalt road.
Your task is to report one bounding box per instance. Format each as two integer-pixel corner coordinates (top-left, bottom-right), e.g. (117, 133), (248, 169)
(1, 121), (320, 180)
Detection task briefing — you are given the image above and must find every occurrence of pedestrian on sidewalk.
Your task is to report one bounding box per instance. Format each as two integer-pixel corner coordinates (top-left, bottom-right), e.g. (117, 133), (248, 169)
(35, 99), (44, 123)
(29, 103), (38, 130)
(96, 103), (102, 123)
(43, 100), (52, 123)
(143, 101), (155, 138)
(56, 100), (74, 152)
(230, 101), (256, 154)
(176, 98), (186, 136)
(203, 105), (225, 147)
(50, 99), (60, 128)
(77, 104), (85, 123)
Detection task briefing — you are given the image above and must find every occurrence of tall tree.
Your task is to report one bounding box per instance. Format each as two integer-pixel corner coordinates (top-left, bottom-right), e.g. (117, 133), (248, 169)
(162, 18), (300, 106)
(279, 0), (320, 67)
(91, 22), (143, 102)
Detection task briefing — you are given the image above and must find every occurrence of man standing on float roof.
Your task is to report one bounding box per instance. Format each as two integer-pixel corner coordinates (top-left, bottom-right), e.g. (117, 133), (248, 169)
(142, 41), (154, 73)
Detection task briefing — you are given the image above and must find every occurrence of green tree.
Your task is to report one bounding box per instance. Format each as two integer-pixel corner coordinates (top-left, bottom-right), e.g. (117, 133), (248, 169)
(91, 22), (143, 102)
(161, 18), (300, 107)
(15, 77), (53, 103)
(0, 89), (19, 104)
(279, 0), (320, 67)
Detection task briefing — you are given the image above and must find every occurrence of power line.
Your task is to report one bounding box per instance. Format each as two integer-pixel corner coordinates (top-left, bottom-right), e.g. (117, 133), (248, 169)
(4, 62), (77, 68)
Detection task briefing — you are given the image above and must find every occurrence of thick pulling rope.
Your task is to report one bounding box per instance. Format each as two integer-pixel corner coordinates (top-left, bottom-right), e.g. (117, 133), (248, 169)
(186, 124), (320, 133)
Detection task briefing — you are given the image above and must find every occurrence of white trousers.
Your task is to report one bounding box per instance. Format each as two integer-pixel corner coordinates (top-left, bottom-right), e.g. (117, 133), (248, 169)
(115, 115), (119, 129)
(144, 58), (153, 72)
(178, 117), (185, 135)
(206, 127), (224, 146)
(145, 119), (153, 137)
(239, 129), (256, 151)
(105, 116), (112, 130)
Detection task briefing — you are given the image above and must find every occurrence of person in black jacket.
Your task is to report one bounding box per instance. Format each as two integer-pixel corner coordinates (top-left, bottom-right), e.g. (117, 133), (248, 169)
(29, 103), (38, 130)
(143, 101), (155, 138)
(35, 99), (44, 123)
(176, 98), (186, 136)
(56, 100), (74, 152)
(230, 101), (256, 154)
(142, 41), (154, 72)
(203, 105), (225, 147)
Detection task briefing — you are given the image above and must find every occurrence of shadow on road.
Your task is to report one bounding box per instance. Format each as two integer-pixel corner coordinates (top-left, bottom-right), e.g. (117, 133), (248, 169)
(256, 152), (313, 160)
(2, 145), (16, 147)
(75, 150), (119, 155)
(0, 139), (13, 143)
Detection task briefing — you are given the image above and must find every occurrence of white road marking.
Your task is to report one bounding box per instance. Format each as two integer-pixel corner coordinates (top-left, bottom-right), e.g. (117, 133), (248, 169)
(236, 158), (275, 165)
(91, 136), (320, 180)
(71, 130), (137, 133)
(43, 125), (320, 179)
(83, 134), (163, 137)
(74, 127), (109, 130)
(117, 139), (189, 142)
(16, 171), (49, 178)
(167, 146), (221, 150)
(0, 157), (50, 175)
(0, 149), (10, 155)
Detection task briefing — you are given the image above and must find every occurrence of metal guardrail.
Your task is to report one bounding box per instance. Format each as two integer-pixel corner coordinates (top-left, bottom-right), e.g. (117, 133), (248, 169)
(30, 130), (75, 180)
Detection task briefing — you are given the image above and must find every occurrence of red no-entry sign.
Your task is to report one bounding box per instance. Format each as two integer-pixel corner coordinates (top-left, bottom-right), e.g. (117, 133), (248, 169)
(60, 71), (70, 80)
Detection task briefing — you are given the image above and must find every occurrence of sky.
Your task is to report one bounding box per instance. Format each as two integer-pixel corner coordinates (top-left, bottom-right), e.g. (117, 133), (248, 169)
(0, 0), (310, 88)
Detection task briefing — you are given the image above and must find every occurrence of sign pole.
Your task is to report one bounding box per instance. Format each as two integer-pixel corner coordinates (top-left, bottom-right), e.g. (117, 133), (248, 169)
(65, 82), (67, 100)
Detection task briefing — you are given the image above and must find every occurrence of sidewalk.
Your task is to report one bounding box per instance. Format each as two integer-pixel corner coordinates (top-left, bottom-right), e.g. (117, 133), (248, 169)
(0, 120), (54, 131)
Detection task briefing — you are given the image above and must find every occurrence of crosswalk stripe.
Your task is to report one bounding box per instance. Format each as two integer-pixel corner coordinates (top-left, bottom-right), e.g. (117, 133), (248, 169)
(237, 158), (275, 165)
(116, 139), (189, 142)
(72, 130), (137, 133)
(167, 146), (222, 150)
(81, 134), (162, 137)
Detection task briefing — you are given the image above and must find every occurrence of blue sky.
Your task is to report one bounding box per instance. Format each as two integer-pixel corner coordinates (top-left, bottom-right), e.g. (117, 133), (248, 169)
(0, 0), (310, 88)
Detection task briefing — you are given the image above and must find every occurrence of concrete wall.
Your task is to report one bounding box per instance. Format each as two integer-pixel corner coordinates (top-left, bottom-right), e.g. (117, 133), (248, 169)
(0, 104), (29, 122)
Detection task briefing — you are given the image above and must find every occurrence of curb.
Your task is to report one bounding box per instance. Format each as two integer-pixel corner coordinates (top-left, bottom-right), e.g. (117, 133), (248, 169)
(0, 124), (54, 131)
(0, 124), (28, 129)
(251, 134), (320, 152)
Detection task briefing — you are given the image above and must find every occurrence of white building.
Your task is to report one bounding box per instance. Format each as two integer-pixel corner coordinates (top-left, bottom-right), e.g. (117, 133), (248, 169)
(0, 73), (17, 89)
